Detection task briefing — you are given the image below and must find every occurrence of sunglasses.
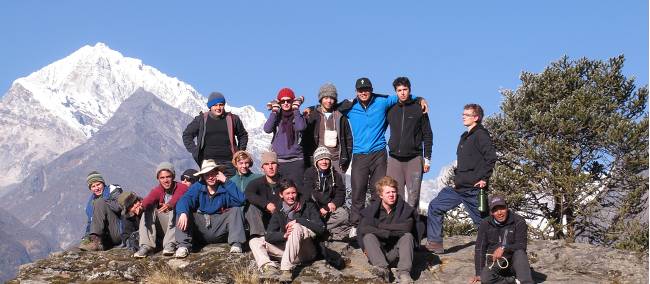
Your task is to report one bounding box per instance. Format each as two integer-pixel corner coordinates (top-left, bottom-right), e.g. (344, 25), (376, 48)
(280, 99), (293, 104)
(181, 175), (193, 182)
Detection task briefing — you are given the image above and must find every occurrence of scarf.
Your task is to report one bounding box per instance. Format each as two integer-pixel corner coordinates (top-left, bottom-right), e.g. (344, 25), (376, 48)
(280, 110), (296, 148)
(281, 201), (301, 221)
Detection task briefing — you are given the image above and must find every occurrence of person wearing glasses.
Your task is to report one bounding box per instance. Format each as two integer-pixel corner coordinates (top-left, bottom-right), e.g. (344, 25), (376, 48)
(263, 88), (307, 188)
(426, 104), (497, 253)
(180, 169), (199, 187)
(470, 195), (533, 284)
(183, 91), (249, 177)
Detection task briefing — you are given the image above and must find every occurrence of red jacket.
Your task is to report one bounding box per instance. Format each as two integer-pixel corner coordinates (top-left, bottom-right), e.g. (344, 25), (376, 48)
(141, 182), (189, 210)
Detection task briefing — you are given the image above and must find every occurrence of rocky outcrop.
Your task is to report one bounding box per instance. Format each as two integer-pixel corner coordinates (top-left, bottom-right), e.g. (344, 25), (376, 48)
(10, 236), (648, 283)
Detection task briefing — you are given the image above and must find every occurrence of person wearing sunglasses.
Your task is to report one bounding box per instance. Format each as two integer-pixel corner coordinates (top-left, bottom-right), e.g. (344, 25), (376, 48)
(263, 88), (307, 188)
(180, 169), (199, 187)
(470, 195), (533, 284)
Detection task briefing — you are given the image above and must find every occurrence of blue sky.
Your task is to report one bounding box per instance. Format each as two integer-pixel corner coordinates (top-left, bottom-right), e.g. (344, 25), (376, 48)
(1, 1), (647, 179)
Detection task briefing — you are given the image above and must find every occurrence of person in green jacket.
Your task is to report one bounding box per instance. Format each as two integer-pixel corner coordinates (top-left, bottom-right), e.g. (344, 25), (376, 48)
(230, 150), (263, 192)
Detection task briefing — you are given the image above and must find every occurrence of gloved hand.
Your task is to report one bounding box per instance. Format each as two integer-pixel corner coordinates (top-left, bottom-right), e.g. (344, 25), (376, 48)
(292, 96), (304, 110)
(267, 99), (280, 113)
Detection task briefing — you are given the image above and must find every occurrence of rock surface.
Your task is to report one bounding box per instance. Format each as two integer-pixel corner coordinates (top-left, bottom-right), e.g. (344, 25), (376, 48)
(10, 236), (648, 283)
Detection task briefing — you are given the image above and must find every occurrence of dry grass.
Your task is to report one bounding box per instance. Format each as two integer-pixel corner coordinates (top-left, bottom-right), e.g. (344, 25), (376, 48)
(144, 268), (198, 284)
(232, 261), (265, 284)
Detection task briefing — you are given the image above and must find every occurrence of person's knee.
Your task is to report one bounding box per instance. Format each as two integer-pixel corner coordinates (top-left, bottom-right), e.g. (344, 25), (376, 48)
(400, 233), (414, 243)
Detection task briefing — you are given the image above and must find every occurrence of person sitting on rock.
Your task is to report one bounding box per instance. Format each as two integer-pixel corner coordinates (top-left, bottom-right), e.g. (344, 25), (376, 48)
(133, 162), (189, 258)
(79, 171), (124, 251)
(244, 151), (283, 237)
(302, 146), (350, 241)
(249, 179), (326, 282)
(469, 195), (533, 284)
(117, 191), (144, 252)
(180, 168), (199, 188)
(174, 159), (247, 258)
(358, 176), (424, 284)
(230, 150), (263, 193)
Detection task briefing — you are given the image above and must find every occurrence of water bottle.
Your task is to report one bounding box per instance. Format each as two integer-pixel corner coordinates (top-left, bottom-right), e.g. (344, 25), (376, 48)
(478, 188), (488, 213)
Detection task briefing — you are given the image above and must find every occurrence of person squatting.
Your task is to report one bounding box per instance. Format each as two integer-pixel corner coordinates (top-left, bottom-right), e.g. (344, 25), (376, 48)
(79, 77), (534, 284)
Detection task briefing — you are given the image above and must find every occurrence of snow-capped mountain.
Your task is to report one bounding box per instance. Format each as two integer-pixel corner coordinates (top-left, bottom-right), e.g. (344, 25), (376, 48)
(0, 42), (270, 187)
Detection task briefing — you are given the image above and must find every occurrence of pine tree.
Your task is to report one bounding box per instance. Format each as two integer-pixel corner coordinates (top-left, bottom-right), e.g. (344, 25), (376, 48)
(485, 55), (648, 243)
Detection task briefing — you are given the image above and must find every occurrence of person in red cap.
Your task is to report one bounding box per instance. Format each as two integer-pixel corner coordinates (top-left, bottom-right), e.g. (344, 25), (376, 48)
(263, 88), (307, 188)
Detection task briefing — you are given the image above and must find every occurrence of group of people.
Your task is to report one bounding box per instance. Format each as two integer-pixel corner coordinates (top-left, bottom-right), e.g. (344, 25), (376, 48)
(79, 77), (534, 284)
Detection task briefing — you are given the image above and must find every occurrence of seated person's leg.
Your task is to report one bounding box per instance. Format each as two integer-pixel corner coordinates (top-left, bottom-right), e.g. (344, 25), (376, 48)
(91, 199), (122, 247)
(327, 207), (350, 240)
(361, 233), (389, 268)
(511, 250), (534, 284)
(245, 205), (267, 237)
(395, 233), (414, 276)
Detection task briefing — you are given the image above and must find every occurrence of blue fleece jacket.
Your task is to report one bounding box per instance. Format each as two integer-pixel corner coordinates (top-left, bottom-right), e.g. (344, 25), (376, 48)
(176, 180), (246, 216)
(341, 94), (399, 154)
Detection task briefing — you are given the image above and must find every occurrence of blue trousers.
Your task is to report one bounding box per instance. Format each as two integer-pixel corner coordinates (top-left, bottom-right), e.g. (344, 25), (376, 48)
(427, 186), (482, 242)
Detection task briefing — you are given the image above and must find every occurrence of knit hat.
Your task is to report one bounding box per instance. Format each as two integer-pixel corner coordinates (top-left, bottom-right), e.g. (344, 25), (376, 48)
(313, 146), (332, 163)
(118, 191), (140, 216)
(318, 83), (338, 101)
(156, 162), (175, 179)
(261, 151), (278, 164)
(355, 77), (372, 89)
(181, 169), (199, 183)
(277, 88), (295, 101)
(207, 92), (226, 108)
(86, 171), (105, 188)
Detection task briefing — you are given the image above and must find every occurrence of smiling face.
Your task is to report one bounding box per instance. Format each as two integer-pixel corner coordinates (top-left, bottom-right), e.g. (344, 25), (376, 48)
(89, 181), (104, 196)
(491, 205), (508, 223)
(316, 158), (331, 171)
(157, 170), (174, 190)
(279, 97), (293, 111)
(129, 200), (143, 216)
(356, 88), (372, 104)
(235, 158), (251, 175)
(210, 103), (225, 116)
(280, 186), (298, 205)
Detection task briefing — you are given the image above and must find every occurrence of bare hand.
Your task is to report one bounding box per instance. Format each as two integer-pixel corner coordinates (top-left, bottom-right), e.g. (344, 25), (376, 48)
(266, 203), (277, 213)
(216, 172), (227, 183)
(492, 246), (505, 261)
(177, 213), (188, 231)
(320, 208), (328, 216)
(158, 203), (171, 213)
(285, 220), (297, 234)
(468, 275), (481, 284)
(419, 98), (429, 114)
(423, 164), (430, 173)
(327, 202), (336, 212)
(474, 180), (487, 188)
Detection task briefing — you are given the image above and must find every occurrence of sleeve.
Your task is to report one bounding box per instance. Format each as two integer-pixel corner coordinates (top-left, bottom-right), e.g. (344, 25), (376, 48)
(295, 202), (326, 236)
(292, 109), (307, 131)
(244, 179), (267, 209)
(474, 220), (489, 276)
(176, 185), (199, 216)
(421, 113), (433, 160)
(302, 170), (318, 207)
(182, 115), (201, 155)
(357, 211), (390, 239)
(505, 218), (528, 252)
(332, 172), (346, 208)
(223, 180), (246, 207)
(234, 115), (248, 150)
(339, 117), (353, 172)
(263, 111), (279, 134)
(336, 99), (353, 114)
(386, 94), (399, 108)
(476, 129), (498, 182)
(106, 186), (123, 213)
(141, 187), (161, 210)
(264, 212), (285, 244)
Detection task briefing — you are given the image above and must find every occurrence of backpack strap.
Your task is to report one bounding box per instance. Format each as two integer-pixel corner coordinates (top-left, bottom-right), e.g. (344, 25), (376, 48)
(226, 113), (236, 155)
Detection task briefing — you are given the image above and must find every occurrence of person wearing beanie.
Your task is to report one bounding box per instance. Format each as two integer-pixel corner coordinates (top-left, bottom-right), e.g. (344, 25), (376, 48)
(263, 87), (307, 188)
(133, 162), (189, 258)
(180, 169), (199, 187)
(302, 146), (349, 241)
(116, 191), (144, 252)
(303, 83), (353, 177)
(334, 77), (428, 239)
(244, 151), (284, 237)
(182, 91), (249, 177)
(386, 77), (433, 209)
(79, 171), (124, 251)
(175, 159), (247, 257)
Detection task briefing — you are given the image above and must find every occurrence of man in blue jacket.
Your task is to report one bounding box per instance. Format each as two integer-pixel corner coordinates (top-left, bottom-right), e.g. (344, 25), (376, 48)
(175, 159), (247, 258)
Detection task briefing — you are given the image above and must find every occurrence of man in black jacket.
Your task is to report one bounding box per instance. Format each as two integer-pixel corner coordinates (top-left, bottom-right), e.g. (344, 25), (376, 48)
(245, 152), (283, 237)
(358, 176), (424, 284)
(426, 103), (497, 253)
(249, 179), (325, 282)
(182, 92), (248, 177)
(470, 196), (533, 284)
(386, 77), (433, 208)
(302, 83), (353, 174)
(303, 146), (349, 240)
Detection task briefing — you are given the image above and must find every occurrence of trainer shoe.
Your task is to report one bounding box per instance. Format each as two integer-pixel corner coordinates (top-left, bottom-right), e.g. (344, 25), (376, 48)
(398, 272), (414, 283)
(230, 243), (243, 253)
(174, 246), (189, 258)
(425, 241), (444, 254)
(133, 245), (151, 258)
(162, 243), (176, 256)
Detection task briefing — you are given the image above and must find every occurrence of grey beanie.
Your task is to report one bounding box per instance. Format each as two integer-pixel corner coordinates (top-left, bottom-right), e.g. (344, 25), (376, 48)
(156, 162), (175, 178)
(313, 146), (332, 163)
(318, 83), (338, 102)
(207, 92), (226, 108)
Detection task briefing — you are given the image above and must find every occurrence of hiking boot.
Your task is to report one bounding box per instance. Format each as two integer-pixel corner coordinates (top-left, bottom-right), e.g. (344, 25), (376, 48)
(79, 234), (103, 251)
(259, 263), (279, 280)
(174, 246), (189, 258)
(162, 243), (176, 256)
(368, 266), (390, 283)
(425, 241), (444, 254)
(133, 245), (151, 258)
(278, 270), (293, 283)
(229, 242), (243, 253)
(398, 272), (414, 283)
